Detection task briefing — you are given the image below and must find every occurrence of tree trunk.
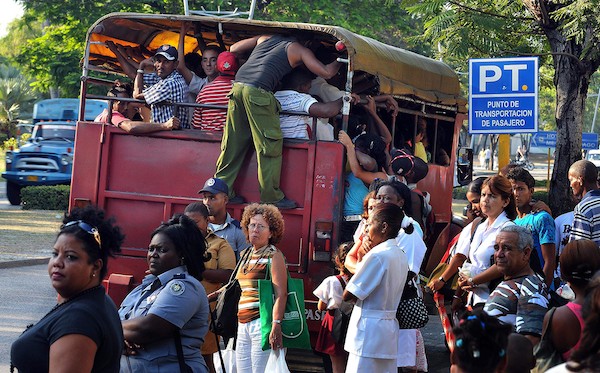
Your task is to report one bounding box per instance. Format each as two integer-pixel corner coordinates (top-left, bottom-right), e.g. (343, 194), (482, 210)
(547, 30), (594, 216)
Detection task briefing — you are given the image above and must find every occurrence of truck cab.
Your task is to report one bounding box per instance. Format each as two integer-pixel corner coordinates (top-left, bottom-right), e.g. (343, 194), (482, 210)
(72, 13), (470, 336)
(2, 98), (107, 205)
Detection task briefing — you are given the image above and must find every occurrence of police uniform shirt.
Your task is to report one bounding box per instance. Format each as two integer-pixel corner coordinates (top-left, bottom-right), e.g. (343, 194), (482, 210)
(118, 266), (209, 372)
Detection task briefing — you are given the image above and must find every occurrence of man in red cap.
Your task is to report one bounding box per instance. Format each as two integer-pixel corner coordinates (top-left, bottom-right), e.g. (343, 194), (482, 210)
(191, 51), (239, 131)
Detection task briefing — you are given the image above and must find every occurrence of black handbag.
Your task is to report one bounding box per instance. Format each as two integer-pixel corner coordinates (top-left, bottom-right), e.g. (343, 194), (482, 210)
(396, 279), (429, 329)
(533, 307), (564, 372)
(210, 248), (252, 339)
(331, 276), (353, 344)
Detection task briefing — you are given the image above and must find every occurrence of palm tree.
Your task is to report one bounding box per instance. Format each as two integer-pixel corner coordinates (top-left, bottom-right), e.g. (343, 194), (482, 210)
(0, 64), (36, 139)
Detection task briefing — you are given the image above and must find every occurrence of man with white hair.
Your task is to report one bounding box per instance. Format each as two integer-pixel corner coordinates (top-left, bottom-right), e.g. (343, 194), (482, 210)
(484, 225), (548, 346)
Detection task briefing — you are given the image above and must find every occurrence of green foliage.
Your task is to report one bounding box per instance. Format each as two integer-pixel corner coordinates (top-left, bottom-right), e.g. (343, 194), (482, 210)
(532, 190), (549, 205)
(453, 186), (468, 200)
(259, 0), (427, 53)
(21, 185), (70, 210)
(20, 133), (31, 145)
(0, 64), (37, 138)
(15, 23), (84, 97)
(2, 137), (18, 151)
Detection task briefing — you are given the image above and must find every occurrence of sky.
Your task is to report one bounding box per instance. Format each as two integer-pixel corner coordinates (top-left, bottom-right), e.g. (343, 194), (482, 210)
(0, 1), (24, 37)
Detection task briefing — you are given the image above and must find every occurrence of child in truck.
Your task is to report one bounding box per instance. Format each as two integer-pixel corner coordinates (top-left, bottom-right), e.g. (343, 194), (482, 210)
(313, 242), (353, 373)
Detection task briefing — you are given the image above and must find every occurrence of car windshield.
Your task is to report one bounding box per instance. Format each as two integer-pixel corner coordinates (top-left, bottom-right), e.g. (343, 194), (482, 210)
(588, 153), (600, 161)
(32, 124), (75, 141)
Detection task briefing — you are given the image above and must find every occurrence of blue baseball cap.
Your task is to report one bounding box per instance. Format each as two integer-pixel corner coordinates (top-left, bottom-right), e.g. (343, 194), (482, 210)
(154, 44), (178, 61)
(198, 177), (229, 195)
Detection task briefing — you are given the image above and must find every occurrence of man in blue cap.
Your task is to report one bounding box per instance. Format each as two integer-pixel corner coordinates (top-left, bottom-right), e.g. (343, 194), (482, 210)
(199, 177), (246, 259)
(134, 44), (190, 128)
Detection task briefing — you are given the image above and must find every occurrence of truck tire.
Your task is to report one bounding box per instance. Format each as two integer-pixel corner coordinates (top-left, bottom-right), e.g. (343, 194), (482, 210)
(6, 182), (21, 205)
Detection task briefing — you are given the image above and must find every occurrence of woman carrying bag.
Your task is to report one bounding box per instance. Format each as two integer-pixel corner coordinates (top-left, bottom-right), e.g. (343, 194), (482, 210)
(210, 203), (288, 373)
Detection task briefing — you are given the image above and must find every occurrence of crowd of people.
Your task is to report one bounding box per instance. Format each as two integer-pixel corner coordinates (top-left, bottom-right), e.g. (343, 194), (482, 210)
(10, 24), (600, 373)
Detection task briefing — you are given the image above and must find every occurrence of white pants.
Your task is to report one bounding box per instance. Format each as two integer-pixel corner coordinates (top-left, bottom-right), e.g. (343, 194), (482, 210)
(236, 319), (271, 373)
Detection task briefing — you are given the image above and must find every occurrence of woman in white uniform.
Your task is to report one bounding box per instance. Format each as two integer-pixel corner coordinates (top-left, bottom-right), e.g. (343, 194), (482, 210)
(456, 175), (516, 307)
(343, 203), (409, 372)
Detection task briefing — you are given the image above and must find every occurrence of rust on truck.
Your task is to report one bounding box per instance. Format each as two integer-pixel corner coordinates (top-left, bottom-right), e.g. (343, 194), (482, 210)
(73, 13), (468, 334)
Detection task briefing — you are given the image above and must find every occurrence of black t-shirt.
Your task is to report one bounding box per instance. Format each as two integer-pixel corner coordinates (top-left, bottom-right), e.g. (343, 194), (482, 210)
(10, 286), (123, 372)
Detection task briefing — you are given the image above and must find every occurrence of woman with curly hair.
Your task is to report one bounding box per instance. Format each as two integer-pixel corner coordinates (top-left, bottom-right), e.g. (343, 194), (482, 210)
(10, 205), (125, 372)
(118, 214), (210, 372)
(210, 203), (287, 373)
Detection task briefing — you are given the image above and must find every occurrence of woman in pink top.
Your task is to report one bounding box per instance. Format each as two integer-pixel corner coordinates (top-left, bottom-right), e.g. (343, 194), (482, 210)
(545, 239), (600, 360)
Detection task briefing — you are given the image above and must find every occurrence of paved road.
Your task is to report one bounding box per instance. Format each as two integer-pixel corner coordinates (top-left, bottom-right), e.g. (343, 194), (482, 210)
(0, 264), (55, 372)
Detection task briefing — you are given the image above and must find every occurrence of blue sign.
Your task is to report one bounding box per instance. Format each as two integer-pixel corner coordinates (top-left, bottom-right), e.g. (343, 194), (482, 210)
(530, 131), (598, 150)
(469, 57), (538, 134)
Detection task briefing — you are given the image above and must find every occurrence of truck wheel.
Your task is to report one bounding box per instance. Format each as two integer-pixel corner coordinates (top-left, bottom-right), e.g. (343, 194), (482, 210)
(6, 182), (21, 205)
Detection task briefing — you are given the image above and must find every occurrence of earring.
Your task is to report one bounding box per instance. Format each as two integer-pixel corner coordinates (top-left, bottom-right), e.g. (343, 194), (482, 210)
(92, 272), (96, 277)
(180, 257), (185, 265)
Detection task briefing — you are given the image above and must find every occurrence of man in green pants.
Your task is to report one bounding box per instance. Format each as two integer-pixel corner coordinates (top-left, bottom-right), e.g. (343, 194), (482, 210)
(214, 34), (341, 209)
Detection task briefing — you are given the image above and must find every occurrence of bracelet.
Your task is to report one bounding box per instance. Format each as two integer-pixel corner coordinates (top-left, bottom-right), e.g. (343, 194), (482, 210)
(136, 69), (144, 74)
(272, 319), (282, 324)
(438, 276), (447, 283)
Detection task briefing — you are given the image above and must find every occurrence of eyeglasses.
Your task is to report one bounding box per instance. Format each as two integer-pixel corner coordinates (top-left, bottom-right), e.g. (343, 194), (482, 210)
(248, 223), (269, 231)
(61, 220), (102, 248)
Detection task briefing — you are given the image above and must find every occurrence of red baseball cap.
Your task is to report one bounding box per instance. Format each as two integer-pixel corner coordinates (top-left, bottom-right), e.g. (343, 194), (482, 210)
(217, 52), (239, 75)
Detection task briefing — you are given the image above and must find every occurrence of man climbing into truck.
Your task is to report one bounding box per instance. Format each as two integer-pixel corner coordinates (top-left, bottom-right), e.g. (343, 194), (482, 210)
(213, 34), (342, 209)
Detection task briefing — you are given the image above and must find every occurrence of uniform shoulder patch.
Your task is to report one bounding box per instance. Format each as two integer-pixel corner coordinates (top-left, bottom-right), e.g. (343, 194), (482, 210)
(169, 280), (186, 296)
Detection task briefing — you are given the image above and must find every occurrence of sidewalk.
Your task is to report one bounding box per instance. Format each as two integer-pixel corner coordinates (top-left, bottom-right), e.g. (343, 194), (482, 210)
(0, 181), (58, 268)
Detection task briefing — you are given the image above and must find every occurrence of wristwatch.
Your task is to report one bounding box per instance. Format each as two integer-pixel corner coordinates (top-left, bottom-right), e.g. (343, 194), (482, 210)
(468, 277), (475, 286)
(272, 319), (282, 324)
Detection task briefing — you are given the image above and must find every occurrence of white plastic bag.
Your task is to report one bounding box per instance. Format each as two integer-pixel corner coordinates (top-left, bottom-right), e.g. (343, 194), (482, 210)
(265, 349), (289, 373)
(214, 339), (236, 373)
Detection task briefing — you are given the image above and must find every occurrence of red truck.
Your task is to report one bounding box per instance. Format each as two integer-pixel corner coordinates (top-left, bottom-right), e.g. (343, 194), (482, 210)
(72, 13), (471, 335)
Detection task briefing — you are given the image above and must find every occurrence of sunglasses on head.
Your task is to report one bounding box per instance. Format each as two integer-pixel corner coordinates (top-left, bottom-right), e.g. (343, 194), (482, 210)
(61, 220), (102, 248)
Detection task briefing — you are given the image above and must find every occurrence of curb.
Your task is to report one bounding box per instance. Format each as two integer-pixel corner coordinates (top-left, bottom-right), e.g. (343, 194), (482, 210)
(0, 258), (49, 269)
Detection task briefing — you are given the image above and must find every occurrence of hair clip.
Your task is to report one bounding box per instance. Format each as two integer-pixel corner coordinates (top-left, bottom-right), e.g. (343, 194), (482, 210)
(499, 349), (506, 357)
(465, 315), (486, 330)
(455, 339), (463, 348)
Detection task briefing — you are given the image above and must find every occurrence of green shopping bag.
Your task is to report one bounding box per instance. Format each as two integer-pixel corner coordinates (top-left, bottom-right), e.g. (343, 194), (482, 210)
(259, 257), (311, 351)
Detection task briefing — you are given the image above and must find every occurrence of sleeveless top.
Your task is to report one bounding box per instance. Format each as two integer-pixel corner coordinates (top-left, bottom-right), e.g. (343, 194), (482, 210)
(236, 245), (278, 323)
(563, 302), (585, 361)
(236, 35), (294, 91)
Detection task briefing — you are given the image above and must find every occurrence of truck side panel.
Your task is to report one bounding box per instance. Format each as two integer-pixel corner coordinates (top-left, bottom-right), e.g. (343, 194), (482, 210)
(71, 123), (345, 327)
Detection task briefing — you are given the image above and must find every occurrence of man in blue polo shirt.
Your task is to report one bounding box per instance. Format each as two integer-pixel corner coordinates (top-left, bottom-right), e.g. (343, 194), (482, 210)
(569, 160), (600, 245)
(199, 177), (247, 259)
(507, 167), (556, 288)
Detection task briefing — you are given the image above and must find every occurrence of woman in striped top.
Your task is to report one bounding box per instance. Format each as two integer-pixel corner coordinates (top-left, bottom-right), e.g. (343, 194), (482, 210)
(235, 203), (288, 372)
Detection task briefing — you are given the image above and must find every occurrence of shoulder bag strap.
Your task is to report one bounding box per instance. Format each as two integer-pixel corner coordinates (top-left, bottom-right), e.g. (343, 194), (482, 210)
(174, 330), (187, 373)
(470, 217), (484, 244)
(540, 307), (557, 341)
(336, 275), (347, 290)
(227, 247), (253, 285)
